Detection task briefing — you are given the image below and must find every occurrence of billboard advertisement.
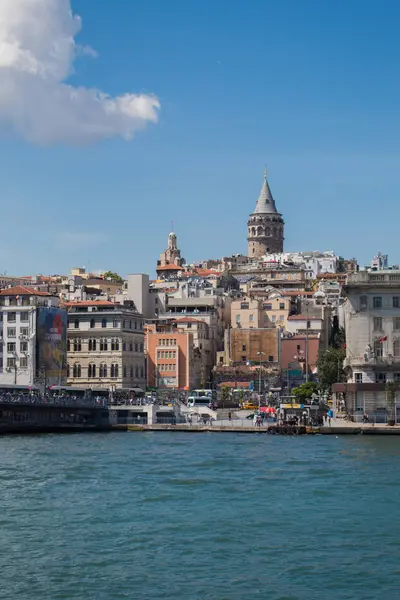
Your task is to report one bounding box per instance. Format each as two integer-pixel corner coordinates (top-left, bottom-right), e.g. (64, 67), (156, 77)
(37, 307), (67, 381)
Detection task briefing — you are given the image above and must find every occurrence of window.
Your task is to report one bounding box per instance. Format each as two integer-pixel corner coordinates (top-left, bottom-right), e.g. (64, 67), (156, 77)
(373, 340), (383, 358)
(67, 364), (70, 378)
(73, 339), (82, 352)
(242, 345), (246, 351)
(99, 364), (107, 378)
(100, 339), (108, 351)
(279, 303), (285, 310)
(102, 318), (107, 328)
(394, 297), (400, 308)
(359, 295), (368, 311)
(7, 312), (16, 322)
(7, 357), (15, 368)
(393, 317), (400, 331)
(271, 315), (276, 323)
(88, 364), (96, 378)
(373, 317), (383, 331)
(240, 302), (249, 310)
(135, 343), (138, 352)
(394, 373), (400, 382)
(67, 339), (70, 352)
(7, 328), (16, 338)
(122, 320), (126, 329)
(130, 366), (134, 378)
(7, 342), (16, 353)
(263, 303), (272, 311)
(241, 355), (246, 362)
(354, 373), (363, 383)
(134, 321), (137, 330)
(90, 318), (95, 329)
(20, 342), (28, 353)
(373, 296), (382, 309)
(89, 339), (97, 351)
(123, 341), (126, 351)
(73, 364), (81, 378)
(249, 314), (254, 322)
(111, 363), (119, 378)
(187, 322), (192, 328)
(19, 356), (27, 369)
(279, 315), (284, 322)
(20, 312), (29, 322)
(375, 372), (386, 383)
(20, 328), (29, 336)
(394, 339), (400, 358)
(236, 315), (240, 323)
(140, 366), (144, 378)
(140, 343), (143, 353)
(123, 366), (127, 378)
(130, 342), (133, 351)
(269, 355), (274, 362)
(113, 319), (119, 328)
(74, 319), (79, 329)
(135, 365), (139, 377)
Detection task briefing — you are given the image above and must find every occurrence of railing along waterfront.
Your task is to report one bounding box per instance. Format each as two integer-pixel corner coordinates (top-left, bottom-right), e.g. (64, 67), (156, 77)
(0, 394), (108, 408)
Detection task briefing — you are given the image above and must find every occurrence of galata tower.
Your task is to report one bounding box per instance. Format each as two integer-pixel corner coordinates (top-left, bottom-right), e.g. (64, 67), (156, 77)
(247, 170), (284, 258)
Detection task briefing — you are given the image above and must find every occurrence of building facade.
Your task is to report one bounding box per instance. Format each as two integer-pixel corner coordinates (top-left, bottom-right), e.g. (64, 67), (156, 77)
(66, 300), (145, 390)
(0, 286), (66, 388)
(146, 329), (201, 390)
(247, 171), (284, 258)
(335, 270), (400, 420)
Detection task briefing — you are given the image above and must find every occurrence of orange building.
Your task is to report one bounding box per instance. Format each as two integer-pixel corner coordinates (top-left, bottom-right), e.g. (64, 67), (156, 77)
(146, 330), (200, 390)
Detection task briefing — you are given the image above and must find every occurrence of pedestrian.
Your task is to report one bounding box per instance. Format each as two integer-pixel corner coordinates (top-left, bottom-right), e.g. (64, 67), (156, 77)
(228, 411), (232, 422)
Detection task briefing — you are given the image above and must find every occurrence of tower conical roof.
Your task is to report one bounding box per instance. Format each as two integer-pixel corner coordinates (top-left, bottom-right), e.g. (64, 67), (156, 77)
(253, 170), (278, 214)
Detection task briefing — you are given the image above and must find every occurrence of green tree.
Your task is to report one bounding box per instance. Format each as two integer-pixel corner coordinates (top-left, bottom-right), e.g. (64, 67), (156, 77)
(103, 271), (124, 284)
(316, 347), (346, 391)
(291, 382), (319, 403)
(220, 386), (230, 408)
(386, 381), (397, 426)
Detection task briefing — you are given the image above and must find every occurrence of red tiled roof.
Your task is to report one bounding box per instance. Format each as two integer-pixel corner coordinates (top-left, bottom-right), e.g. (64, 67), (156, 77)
(156, 264), (184, 271)
(174, 318), (204, 324)
(0, 285), (52, 297)
(195, 269), (222, 277)
(63, 300), (115, 307)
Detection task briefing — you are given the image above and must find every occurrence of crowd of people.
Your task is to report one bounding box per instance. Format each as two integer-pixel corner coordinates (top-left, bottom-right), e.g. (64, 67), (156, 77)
(0, 390), (108, 407)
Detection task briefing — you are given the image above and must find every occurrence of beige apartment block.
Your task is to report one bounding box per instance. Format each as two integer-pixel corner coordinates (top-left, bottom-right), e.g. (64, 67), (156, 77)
(66, 300), (145, 390)
(231, 294), (291, 330)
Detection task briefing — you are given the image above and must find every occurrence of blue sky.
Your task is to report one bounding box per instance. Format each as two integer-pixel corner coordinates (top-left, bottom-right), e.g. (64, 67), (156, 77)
(1, 0), (400, 276)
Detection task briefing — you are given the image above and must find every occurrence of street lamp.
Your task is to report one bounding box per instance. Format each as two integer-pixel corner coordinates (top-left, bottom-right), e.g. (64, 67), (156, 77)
(256, 351), (265, 410)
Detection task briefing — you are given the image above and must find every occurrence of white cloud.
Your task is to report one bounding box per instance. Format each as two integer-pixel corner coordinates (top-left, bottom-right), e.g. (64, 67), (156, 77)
(0, 0), (160, 145)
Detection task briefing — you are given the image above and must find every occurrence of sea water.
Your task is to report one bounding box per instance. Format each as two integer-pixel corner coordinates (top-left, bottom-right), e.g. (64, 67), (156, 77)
(1, 432), (400, 600)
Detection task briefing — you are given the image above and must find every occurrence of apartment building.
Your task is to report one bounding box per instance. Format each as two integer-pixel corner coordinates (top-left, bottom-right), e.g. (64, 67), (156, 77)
(66, 300), (145, 390)
(334, 270), (400, 420)
(146, 329), (201, 390)
(0, 286), (66, 387)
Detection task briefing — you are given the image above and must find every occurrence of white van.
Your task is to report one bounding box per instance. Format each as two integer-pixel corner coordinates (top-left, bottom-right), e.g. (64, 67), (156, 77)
(187, 396), (211, 408)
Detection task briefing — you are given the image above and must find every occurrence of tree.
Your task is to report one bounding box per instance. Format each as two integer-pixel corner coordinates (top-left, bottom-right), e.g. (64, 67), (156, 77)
(316, 347), (346, 392)
(103, 271), (124, 284)
(220, 386), (230, 408)
(386, 381), (397, 426)
(291, 382), (319, 403)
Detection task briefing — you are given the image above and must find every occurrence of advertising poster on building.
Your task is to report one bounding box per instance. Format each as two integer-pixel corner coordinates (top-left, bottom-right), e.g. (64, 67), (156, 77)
(37, 308), (67, 381)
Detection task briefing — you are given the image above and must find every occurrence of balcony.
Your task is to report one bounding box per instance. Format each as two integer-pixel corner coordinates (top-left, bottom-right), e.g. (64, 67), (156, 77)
(347, 271), (400, 287)
(346, 354), (400, 369)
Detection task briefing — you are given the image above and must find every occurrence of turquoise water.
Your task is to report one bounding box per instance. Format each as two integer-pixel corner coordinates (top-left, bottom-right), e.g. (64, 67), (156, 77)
(1, 433), (400, 600)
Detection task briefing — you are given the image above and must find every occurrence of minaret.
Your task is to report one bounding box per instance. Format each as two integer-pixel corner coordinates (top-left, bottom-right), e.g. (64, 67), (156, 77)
(247, 170), (284, 258)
